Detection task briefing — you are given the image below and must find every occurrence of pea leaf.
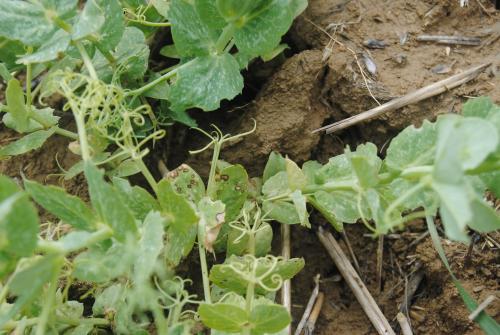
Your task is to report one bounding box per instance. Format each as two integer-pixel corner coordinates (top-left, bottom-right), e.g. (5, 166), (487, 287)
(0, 63), (12, 82)
(198, 303), (247, 333)
(164, 164), (205, 204)
(72, 0), (105, 41)
(263, 200), (300, 225)
(73, 242), (135, 282)
(5, 79), (29, 133)
(263, 152), (286, 183)
(112, 177), (160, 221)
(312, 190), (359, 224)
(289, 190), (310, 227)
(168, 53), (243, 112)
(250, 304), (291, 335)
(227, 222), (272, 257)
(24, 179), (95, 231)
(3, 107), (59, 133)
(18, 30), (70, 64)
(285, 158), (307, 190)
(0, 176), (39, 262)
(0, 0), (77, 46)
(262, 171), (289, 197)
(157, 179), (198, 266)
(385, 120), (437, 171)
(168, 0), (221, 57)
(233, 0), (306, 58)
(92, 284), (124, 315)
(84, 162), (138, 241)
(210, 256), (304, 295)
(93, 0), (124, 52)
(0, 128), (56, 158)
(215, 164), (248, 222)
(0, 255), (61, 326)
(348, 143), (382, 189)
(133, 211), (165, 284)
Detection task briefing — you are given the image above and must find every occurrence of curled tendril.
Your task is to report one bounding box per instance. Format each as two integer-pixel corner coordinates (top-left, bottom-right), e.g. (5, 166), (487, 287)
(219, 254), (286, 292)
(228, 204), (272, 245)
(189, 119), (257, 155)
(45, 70), (165, 161)
(154, 276), (200, 310)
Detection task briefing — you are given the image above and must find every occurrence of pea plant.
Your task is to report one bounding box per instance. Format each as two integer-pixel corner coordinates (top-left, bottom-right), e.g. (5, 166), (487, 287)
(0, 1), (499, 334)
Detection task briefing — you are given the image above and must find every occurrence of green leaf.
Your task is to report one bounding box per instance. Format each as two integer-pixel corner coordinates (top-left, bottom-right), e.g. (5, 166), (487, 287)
(68, 324), (94, 335)
(302, 160), (322, 185)
(168, 0), (221, 57)
(215, 164), (248, 222)
(198, 197), (225, 252)
(348, 143), (382, 189)
(198, 303), (247, 333)
(169, 54), (243, 112)
(0, 128), (56, 158)
(312, 190), (359, 224)
(93, 27), (149, 81)
(134, 211), (165, 284)
(73, 242), (135, 282)
(0, 0), (77, 46)
(164, 164), (205, 204)
(112, 177), (160, 221)
(233, 0), (305, 57)
(289, 190), (310, 227)
(92, 284), (124, 315)
(210, 256), (304, 295)
(262, 171), (289, 197)
(467, 196), (500, 233)
(72, 0), (105, 41)
(227, 222), (272, 257)
(385, 121), (437, 171)
(18, 30), (71, 64)
(93, 0), (125, 52)
(0, 63), (12, 82)
(285, 158), (307, 190)
(263, 152), (286, 183)
(250, 304), (291, 335)
(316, 153), (352, 184)
(24, 179), (95, 231)
(3, 107), (60, 133)
(151, 0), (170, 18)
(196, 0), (226, 30)
(5, 79), (29, 133)
(0, 176), (39, 260)
(157, 179), (198, 266)
(84, 162), (137, 241)
(263, 200), (300, 225)
(0, 255), (61, 327)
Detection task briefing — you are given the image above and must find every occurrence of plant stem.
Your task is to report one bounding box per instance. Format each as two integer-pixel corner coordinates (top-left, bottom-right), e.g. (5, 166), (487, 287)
(76, 42), (98, 81)
(29, 112), (78, 140)
(35, 258), (63, 335)
(206, 141), (222, 199)
(36, 226), (113, 255)
(125, 62), (189, 97)
(74, 111), (91, 161)
(197, 232), (212, 304)
(26, 52), (33, 107)
(136, 158), (158, 194)
(127, 18), (171, 27)
(215, 24), (236, 54)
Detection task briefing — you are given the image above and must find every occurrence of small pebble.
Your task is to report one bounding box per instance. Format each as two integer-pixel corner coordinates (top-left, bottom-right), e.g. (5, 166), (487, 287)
(392, 53), (407, 65)
(431, 64), (452, 74)
(473, 286), (484, 293)
(363, 39), (387, 49)
(363, 54), (377, 75)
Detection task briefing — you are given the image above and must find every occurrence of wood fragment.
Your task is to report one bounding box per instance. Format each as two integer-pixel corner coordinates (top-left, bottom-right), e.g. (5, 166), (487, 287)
(313, 63), (491, 134)
(294, 275), (320, 335)
(317, 227), (396, 335)
(376, 235), (384, 294)
(468, 295), (497, 320)
(304, 292), (324, 335)
(397, 312), (414, 335)
(400, 267), (424, 315)
(281, 224), (292, 335)
(342, 231), (362, 275)
(416, 35), (481, 45)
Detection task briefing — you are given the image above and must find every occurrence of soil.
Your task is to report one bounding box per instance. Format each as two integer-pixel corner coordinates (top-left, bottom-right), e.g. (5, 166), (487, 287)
(1, 0), (499, 334)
